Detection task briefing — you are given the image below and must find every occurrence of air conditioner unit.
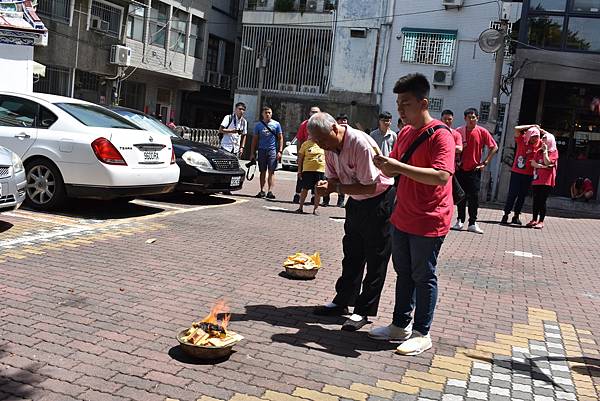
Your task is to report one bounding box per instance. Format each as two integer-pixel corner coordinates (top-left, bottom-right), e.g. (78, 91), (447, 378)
(442, 0), (464, 8)
(350, 28), (367, 38)
(90, 16), (110, 32)
(432, 69), (453, 87)
(110, 45), (132, 66)
(307, 0), (318, 10)
(501, 2), (512, 20)
(277, 83), (297, 92)
(299, 85), (320, 94)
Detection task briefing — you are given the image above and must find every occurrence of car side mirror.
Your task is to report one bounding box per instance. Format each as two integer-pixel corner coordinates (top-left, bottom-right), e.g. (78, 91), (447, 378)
(285, 141), (291, 146)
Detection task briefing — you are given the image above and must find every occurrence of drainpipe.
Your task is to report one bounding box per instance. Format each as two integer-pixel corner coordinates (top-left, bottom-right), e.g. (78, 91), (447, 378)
(70, 4), (81, 98)
(375, 0), (394, 107)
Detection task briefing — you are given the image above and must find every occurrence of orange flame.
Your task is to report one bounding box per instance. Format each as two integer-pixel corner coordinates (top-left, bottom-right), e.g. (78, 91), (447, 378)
(200, 299), (231, 331)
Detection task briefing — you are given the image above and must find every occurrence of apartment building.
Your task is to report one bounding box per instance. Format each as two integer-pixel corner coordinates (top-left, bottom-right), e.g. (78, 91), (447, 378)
(499, 0), (600, 202)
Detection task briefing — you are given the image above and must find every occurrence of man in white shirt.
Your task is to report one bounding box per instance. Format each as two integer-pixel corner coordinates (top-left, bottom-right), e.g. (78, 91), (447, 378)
(219, 102), (247, 157)
(370, 111), (397, 157)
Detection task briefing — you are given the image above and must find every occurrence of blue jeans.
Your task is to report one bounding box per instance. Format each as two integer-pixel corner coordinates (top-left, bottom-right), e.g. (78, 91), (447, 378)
(392, 228), (445, 335)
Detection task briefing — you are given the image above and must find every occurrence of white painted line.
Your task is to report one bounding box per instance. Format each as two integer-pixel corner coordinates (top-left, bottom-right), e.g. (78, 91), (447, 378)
(132, 200), (185, 210)
(263, 206), (289, 212)
(505, 250), (542, 258)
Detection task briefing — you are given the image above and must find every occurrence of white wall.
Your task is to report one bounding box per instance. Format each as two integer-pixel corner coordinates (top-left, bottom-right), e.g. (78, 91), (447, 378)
(380, 0), (521, 125)
(0, 44), (34, 93)
(329, 0), (390, 95)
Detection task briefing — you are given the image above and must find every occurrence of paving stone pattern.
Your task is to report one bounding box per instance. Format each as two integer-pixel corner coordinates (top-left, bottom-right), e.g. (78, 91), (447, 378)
(0, 176), (599, 401)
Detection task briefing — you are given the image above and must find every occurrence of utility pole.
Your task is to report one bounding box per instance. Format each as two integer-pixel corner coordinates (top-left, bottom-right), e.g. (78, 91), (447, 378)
(255, 40), (272, 121)
(489, 17), (509, 201)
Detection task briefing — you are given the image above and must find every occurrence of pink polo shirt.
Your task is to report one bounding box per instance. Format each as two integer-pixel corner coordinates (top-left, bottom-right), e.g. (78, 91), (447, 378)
(325, 126), (393, 201)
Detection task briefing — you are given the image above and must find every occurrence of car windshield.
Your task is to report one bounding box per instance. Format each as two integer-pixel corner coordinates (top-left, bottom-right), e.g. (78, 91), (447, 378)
(111, 109), (177, 138)
(56, 103), (140, 129)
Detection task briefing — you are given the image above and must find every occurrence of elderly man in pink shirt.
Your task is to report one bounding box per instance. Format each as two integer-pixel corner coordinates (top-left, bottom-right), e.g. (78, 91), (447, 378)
(309, 112), (395, 331)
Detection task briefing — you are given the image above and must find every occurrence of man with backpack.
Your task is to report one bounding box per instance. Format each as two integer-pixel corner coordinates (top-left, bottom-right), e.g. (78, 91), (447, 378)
(219, 102), (248, 157)
(368, 73), (455, 356)
(250, 106), (284, 199)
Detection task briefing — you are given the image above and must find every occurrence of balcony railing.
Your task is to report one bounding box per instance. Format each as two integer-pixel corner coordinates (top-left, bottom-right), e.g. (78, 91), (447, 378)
(204, 70), (232, 90)
(246, 0), (337, 13)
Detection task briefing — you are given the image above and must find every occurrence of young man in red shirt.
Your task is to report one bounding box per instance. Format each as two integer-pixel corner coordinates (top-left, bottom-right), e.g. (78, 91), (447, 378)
(369, 73), (455, 355)
(452, 108), (498, 234)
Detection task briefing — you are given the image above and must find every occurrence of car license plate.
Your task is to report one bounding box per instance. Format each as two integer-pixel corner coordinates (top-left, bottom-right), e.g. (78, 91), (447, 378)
(230, 176), (241, 187)
(143, 151), (159, 162)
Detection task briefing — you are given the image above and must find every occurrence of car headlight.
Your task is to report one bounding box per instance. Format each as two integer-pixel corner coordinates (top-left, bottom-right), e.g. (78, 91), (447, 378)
(11, 152), (23, 174)
(182, 151), (212, 169)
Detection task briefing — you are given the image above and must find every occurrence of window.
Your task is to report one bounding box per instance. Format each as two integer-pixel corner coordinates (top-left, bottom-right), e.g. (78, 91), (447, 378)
(189, 16), (205, 58)
(126, 5), (145, 41)
(90, 0), (123, 37)
(149, 0), (168, 48)
(566, 17), (600, 52)
(33, 66), (71, 97)
(428, 98), (443, 113)
(527, 16), (564, 48)
(401, 29), (457, 66)
(56, 103), (139, 129)
(480, 101), (491, 122)
(206, 36), (220, 72)
(0, 96), (37, 128)
(571, 0), (600, 12)
(170, 8), (188, 54)
(37, 0), (71, 23)
(529, 0), (567, 12)
(38, 106), (58, 129)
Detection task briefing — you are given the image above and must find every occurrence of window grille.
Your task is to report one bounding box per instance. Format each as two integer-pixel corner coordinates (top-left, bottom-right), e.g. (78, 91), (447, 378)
(480, 101), (491, 122)
(91, 0), (122, 37)
(37, 0), (71, 23)
(34, 66), (71, 96)
(401, 29), (457, 66)
(239, 25), (333, 95)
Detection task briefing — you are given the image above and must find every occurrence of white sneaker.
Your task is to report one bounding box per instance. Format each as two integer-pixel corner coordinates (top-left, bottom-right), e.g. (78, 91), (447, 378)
(451, 220), (464, 231)
(395, 331), (432, 356)
(467, 223), (484, 234)
(368, 323), (412, 341)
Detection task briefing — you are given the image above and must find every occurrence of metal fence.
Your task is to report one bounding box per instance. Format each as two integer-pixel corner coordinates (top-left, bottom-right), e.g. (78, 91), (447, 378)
(175, 127), (220, 147)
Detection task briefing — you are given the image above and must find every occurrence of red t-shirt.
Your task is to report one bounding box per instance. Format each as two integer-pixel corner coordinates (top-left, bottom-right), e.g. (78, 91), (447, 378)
(532, 149), (559, 187)
(296, 120), (309, 142)
(452, 128), (462, 165)
(583, 178), (594, 193)
(457, 125), (497, 172)
(512, 135), (539, 176)
(389, 120), (456, 237)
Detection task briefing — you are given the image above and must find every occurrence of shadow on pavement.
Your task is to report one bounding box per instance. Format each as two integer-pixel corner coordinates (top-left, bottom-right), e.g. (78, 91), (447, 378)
(0, 346), (45, 399)
(146, 192), (236, 207)
(278, 271), (316, 281)
(168, 345), (232, 365)
(231, 304), (397, 358)
(23, 199), (164, 221)
(0, 220), (14, 233)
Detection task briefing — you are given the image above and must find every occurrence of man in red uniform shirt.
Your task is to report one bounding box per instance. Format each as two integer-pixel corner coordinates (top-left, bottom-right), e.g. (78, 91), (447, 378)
(452, 108), (498, 234)
(292, 106), (321, 203)
(369, 73), (455, 356)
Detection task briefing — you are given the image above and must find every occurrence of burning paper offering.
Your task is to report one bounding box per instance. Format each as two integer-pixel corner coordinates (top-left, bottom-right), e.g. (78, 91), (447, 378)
(180, 300), (243, 347)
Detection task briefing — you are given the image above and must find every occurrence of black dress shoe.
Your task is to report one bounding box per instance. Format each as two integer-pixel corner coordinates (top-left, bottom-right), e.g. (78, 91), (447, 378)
(313, 305), (349, 316)
(341, 317), (369, 331)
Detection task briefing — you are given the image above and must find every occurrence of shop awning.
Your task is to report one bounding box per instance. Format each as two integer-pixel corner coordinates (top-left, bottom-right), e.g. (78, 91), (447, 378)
(33, 61), (46, 77)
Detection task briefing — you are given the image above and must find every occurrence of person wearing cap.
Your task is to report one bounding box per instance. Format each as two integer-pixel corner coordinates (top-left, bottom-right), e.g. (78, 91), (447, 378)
(370, 111), (397, 157)
(500, 124), (541, 225)
(452, 108), (498, 234)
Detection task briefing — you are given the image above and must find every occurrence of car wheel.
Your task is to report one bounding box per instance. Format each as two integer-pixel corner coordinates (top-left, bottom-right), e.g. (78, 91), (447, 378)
(112, 197), (135, 204)
(24, 159), (66, 211)
(281, 164), (289, 171)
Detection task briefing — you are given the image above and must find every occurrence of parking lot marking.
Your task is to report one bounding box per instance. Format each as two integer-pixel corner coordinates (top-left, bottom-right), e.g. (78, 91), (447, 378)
(132, 199), (187, 210)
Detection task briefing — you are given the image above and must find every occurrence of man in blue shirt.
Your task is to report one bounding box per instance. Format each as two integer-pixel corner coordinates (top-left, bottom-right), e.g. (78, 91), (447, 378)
(250, 106), (284, 199)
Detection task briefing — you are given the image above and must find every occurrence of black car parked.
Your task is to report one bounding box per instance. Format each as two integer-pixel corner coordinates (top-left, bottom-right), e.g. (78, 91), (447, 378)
(110, 107), (245, 194)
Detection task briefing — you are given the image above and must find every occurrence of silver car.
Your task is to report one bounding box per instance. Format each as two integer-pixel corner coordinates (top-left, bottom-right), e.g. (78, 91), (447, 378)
(0, 145), (26, 212)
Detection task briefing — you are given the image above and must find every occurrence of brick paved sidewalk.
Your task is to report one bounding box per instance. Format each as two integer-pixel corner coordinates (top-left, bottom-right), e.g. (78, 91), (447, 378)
(1, 173), (599, 401)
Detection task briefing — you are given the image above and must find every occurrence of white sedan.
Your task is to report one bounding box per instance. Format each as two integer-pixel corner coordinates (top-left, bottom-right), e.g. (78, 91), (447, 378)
(0, 145), (26, 212)
(0, 92), (180, 210)
(281, 137), (298, 170)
